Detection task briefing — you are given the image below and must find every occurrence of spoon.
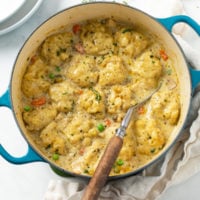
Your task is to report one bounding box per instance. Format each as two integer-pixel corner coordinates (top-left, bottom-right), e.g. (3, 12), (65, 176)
(81, 83), (161, 200)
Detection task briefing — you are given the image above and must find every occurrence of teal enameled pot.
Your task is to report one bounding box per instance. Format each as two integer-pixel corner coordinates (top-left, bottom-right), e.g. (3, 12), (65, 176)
(0, 2), (200, 180)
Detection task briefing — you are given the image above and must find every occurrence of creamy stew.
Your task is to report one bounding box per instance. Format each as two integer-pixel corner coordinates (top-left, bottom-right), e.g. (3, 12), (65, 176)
(21, 18), (180, 176)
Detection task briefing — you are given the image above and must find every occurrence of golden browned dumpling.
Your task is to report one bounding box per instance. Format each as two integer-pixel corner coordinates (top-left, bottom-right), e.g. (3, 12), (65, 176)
(40, 32), (73, 66)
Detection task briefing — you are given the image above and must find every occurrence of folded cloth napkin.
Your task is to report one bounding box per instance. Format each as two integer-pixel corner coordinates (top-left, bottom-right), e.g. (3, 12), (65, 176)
(44, 0), (200, 199)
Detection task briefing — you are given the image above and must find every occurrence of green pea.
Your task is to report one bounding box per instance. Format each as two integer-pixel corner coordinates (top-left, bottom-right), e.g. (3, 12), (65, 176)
(116, 159), (124, 166)
(97, 123), (105, 132)
(24, 105), (31, 111)
(49, 73), (55, 79)
(52, 153), (59, 160)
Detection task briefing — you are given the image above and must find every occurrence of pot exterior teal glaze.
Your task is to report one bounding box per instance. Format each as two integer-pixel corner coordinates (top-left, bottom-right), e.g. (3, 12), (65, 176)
(0, 90), (11, 108)
(0, 89), (43, 163)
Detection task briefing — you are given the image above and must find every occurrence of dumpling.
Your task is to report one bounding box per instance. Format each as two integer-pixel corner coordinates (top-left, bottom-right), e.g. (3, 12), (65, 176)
(40, 32), (73, 66)
(66, 54), (98, 87)
(98, 56), (128, 86)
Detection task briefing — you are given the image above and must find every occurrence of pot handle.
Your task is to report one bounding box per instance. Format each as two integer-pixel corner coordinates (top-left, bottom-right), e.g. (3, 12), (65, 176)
(157, 15), (200, 89)
(0, 89), (11, 108)
(157, 15), (200, 33)
(189, 68), (200, 90)
(0, 89), (44, 164)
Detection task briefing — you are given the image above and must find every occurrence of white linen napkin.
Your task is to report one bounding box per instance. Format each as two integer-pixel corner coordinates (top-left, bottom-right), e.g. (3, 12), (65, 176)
(44, 0), (200, 199)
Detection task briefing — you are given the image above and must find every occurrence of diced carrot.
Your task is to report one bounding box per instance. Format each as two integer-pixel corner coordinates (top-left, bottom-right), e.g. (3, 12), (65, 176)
(137, 106), (146, 115)
(72, 24), (81, 34)
(31, 97), (46, 106)
(30, 55), (37, 64)
(79, 148), (85, 156)
(74, 43), (85, 54)
(76, 90), (83, 95)
(160, 50), (168, 61)
(105, 119), (111, 126)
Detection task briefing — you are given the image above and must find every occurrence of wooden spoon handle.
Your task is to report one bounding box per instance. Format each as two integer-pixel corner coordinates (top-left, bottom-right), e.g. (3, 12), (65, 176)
(81, 135), (123, 200)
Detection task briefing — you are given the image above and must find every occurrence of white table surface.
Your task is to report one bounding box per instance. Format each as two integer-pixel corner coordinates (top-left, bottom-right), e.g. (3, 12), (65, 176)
(0, 0), (200, 199)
